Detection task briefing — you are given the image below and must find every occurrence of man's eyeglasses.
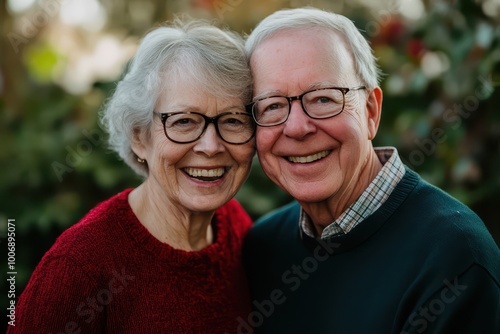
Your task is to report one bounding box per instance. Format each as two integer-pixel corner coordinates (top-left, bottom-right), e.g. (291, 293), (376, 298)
(156, 111), (255, 145)
(247, 86), (366, 127)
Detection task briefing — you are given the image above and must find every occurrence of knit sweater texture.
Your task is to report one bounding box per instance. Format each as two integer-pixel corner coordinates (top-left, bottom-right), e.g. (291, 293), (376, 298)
(8, 189), (253, 334)
(243, 168), (500, 334)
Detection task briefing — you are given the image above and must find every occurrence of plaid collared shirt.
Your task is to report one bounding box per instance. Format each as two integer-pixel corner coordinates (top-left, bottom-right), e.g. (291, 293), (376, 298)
(300, 147), (406, 239)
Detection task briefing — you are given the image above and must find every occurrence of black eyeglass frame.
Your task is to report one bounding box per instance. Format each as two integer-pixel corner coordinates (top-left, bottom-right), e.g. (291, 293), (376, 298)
(247, 86), (366, 127)
(155, 111), (256, 145)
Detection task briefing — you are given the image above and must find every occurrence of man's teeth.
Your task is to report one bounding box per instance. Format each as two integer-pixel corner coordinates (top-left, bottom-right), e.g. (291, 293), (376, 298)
(288, 150), (331, 163)
(185, 167), (225, 178)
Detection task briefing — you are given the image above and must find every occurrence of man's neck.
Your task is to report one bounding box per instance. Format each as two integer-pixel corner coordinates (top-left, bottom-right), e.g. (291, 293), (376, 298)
(300, 149), (383, 236)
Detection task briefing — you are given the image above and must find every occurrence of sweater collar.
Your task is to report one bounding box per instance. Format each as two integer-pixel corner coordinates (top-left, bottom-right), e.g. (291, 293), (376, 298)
(300, 147), (406, 239)
(301, 168), (420, 254)
(114, 189), (235, 266)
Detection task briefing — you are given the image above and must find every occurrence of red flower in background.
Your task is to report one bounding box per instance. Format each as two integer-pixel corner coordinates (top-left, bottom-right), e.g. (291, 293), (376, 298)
(190, 0), (217, 11)
(407, 38), (426, 61)
(372, 16), (406, 46)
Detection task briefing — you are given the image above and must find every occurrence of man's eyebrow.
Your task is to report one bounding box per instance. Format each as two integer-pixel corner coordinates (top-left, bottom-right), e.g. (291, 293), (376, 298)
(252, 82), (336, 101)
(308, 82), (336, 90)
(252, 90), (283, 102)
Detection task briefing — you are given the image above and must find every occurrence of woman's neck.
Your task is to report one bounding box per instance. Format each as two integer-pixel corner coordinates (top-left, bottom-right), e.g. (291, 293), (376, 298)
(128, 183), (214, 251)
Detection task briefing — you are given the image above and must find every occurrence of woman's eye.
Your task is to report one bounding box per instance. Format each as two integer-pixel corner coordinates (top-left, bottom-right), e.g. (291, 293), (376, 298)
(174, 118), (194, 125)
(225, 118), (243, 124)
(166, 115), (201, 130)
(221, 115), (253, 129)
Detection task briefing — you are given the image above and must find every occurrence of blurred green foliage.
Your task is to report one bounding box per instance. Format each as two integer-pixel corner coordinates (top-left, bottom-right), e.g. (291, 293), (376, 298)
(1, 0), (499, 326)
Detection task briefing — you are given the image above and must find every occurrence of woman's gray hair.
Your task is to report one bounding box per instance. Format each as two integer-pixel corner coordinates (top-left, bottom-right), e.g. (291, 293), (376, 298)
(101, 18), (252, 177)
(245, 7), (381, 89)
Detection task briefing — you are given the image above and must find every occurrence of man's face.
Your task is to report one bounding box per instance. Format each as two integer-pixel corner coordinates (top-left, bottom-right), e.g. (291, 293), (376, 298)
(250, 28), (380, 204)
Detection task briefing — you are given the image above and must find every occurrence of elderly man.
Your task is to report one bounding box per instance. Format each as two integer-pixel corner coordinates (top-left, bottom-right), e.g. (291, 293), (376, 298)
(242, 7), (500, 334)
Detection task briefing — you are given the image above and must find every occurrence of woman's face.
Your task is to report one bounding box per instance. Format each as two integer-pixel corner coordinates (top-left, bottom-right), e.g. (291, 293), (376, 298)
(135, 76), (255, 213)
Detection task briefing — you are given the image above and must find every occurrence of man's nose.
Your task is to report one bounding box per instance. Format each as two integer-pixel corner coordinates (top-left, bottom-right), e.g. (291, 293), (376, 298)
(282, 100), (317, 139)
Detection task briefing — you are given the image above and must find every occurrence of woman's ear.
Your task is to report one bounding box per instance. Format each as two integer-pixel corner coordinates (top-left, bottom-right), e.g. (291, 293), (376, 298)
(131, 128), (148, 161)
(366, 86), (383, 140)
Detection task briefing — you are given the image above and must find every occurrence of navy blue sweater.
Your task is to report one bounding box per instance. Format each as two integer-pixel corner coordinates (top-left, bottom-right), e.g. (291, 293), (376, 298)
(243, 168), (500, 334)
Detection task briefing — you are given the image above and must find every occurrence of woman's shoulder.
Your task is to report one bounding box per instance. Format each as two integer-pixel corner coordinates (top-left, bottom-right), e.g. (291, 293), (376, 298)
(217, 198), (252, 221)
(215, 198), (253, 237)
(44, 189), (135, 267)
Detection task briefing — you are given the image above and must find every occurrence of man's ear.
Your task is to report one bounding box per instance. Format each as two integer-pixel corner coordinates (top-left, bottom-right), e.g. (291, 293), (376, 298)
(366, 86), (383, 140)
(130, 128), (148, 160)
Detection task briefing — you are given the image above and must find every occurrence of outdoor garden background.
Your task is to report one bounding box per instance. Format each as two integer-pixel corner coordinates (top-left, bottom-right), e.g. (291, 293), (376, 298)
(1, 0), (499, 325)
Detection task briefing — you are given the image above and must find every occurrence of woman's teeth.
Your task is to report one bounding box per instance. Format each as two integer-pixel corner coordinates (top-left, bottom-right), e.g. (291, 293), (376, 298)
(287, 150), (331, 163)
(185, 167), (225, 180)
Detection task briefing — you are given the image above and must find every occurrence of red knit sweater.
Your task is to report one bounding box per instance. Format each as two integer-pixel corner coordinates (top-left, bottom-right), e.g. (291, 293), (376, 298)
(8, 189), (253, 333)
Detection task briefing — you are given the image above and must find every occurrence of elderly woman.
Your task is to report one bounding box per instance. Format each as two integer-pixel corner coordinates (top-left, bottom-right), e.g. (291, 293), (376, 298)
(10, 19), (255, 333)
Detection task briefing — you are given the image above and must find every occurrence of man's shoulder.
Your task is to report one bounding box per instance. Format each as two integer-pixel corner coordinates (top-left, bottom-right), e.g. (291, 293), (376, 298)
(402, 169), (483, 222)
(243, 201), (303, 274)
(254, 201), (300, 229)
(244, 201), (301, 247)
(396, 170), (499, 278)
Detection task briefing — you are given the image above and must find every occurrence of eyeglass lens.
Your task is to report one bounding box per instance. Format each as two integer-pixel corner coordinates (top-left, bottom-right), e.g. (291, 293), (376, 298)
(164, 112), (255, 144)
(253, 88), (346, 125)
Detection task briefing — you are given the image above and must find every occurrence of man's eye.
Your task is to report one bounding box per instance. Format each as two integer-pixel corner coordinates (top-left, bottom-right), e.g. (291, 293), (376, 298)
(317, 97), (334, 103)
(307, 90), (343, 105)
(267, 104), (279, 111)
(264, 102), (287, 112)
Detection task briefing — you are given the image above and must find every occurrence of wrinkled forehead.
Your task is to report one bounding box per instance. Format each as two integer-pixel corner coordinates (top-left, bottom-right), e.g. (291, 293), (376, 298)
(155, 66), (246, 112)
(160, 58), (248, 103)
(249, 28), (356, 95)
(250, 26), (352, 61)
